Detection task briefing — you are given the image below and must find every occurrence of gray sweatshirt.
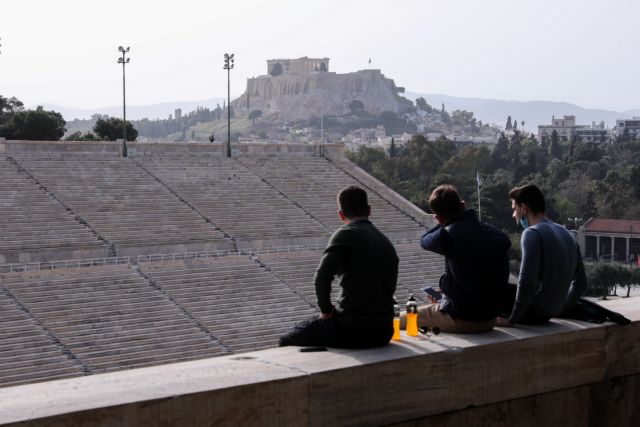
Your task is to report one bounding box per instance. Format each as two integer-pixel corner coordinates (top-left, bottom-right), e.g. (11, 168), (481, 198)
(509, 219), (588, 324)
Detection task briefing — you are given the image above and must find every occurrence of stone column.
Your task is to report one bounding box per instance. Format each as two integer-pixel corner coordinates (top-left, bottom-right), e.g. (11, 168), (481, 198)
(596, 235), (600, 260)
(627, 238), (631, 263)
(611, 236), (615, 262)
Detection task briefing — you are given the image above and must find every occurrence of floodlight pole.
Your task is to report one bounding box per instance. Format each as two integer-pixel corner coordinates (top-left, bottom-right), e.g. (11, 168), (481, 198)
(118, 46), (131, 157)
(223, 53), (234, 158)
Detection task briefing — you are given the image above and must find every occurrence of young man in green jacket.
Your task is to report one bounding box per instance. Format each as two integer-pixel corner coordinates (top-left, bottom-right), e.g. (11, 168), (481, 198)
(279, 185), (399, 348)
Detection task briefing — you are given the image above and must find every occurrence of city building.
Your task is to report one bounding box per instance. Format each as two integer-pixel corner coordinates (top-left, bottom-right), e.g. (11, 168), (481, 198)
(575, 121), (609, 143)
(614, 118), (640, 141)
(577, 218), (640, 262)
(538, 115), (612, 143)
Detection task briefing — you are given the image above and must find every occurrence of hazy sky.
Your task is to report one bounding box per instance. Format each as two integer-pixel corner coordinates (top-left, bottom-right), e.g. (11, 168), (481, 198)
(2, 0), (639, 111)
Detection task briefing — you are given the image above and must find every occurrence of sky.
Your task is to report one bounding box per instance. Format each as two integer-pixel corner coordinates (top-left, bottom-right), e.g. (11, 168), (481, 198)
(1, 0), (639, 112)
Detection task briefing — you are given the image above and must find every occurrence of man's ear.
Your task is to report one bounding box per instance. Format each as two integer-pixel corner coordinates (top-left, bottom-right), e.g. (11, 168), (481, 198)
(461, 200), (466, 210)
(338, 210), (347, 223)
(366, 205), (371, 217)
(434, 214), (445, 225)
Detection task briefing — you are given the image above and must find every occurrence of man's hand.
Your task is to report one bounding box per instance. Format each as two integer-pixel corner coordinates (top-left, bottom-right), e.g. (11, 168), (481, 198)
(320, 308), (334, 320)
(495, 317), (514, 327)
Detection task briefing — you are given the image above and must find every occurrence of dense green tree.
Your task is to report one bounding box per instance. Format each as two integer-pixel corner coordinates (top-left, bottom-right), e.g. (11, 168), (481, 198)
(389, 137), (396, 158)
(550, 130), (561, 159)
(249, 109), (263, 126)
(490, 133), (510, 170)
(0, 95), (25, 125)
(451, 110), (476, 128)
(630, 166), (640, 199)
(64, 131), (98, 141)
(348, 100), (364, 114)
(348, 127), (640, 243)
(379, 111), (414, 136)
(505, 115), (512, 130)
(93, 117), (138, 141)
(415, 97), (431, 112)
(573, 141), (604, 162)
(0, 106), (66, 140)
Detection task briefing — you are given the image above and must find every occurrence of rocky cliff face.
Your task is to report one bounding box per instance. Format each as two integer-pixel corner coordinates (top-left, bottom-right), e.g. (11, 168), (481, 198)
(231, 69), (412, 122)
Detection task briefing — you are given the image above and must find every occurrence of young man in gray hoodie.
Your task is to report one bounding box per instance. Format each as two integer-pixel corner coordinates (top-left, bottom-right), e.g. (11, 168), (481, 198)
(497, 184), (588, 326)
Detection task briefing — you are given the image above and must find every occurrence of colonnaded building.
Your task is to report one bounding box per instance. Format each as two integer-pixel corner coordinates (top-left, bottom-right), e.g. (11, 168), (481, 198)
(0, 139), (638, 426)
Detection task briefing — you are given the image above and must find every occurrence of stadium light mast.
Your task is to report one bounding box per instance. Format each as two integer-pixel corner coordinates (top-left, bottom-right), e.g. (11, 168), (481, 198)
(117, 46), (131, 157)
(223, 53), (234, 158)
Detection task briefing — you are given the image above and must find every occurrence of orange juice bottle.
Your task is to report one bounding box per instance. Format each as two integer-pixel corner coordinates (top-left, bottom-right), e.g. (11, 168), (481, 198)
(406, 293), (419, 337)
(392, 297), (401, 341)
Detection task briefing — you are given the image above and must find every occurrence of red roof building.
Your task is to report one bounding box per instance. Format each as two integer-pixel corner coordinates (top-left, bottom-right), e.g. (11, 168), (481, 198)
(579, 218), (640, 262)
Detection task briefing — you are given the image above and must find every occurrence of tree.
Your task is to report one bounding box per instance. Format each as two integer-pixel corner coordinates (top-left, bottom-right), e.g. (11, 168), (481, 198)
(0, 95), (25, 125)
(505, 116), (513, 131)
(415, 97), (431, 112)
(64, 131), (98, 141)
(348, 100), (364, 114)
(550, 130), (561, 159)
(491, 133), (510, 170)
(0, 106), (66, 140)
(249, 110), (263, 126)
(451, 110), (476, 127)
(389, 137), (396, 158)
(513, 119), (518, 131)
(93, 117), (138, 141)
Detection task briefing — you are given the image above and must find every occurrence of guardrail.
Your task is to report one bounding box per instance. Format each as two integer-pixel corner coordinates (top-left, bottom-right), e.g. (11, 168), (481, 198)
(0, 256), (131, 274)
(137, 238), (420, 264)
(1, 239), (422, 272)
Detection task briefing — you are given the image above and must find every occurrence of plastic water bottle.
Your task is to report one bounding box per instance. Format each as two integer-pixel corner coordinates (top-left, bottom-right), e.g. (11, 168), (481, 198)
(392, 297), (401, 341)
(406, 293), (419, 337)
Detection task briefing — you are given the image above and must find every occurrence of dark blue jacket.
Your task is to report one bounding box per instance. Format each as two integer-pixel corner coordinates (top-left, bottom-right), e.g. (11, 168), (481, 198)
(420, 209), (511, 321)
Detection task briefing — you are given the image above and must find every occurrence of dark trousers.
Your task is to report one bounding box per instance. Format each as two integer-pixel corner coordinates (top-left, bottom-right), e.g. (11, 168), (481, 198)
(500, 284), (551, 325)
(279, 314), (393, 349)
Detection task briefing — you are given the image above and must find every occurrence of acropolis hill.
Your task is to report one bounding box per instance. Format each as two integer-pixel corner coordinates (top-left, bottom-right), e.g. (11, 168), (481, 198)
(231, 57), (413, 122)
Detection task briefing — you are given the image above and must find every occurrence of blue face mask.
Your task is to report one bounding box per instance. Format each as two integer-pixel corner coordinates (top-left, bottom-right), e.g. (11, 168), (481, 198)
(519, 217), (529, 230)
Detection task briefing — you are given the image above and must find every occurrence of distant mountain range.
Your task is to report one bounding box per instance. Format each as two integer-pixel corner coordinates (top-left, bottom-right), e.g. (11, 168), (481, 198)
(44, 93), (638, 132)
(405, 92), (639, 132)
(41, 98), (226, 122)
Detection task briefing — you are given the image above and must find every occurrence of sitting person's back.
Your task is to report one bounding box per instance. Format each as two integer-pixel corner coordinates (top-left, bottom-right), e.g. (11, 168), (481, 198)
(402, 185), (511, 333)
(324, 218), (398, 329)
(499, 184), (587, 325)
(279, 185), (398, 348)
(432, 208), (511, 321)
(519, 219), (584, 319)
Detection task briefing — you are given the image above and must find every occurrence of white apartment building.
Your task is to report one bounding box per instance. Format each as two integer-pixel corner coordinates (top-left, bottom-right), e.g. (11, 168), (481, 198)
(538, 115), (611, 143)
(614, 118), (640, 140)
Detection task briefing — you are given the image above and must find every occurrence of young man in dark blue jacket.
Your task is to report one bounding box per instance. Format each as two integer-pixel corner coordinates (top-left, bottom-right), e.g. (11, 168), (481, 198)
(402, 184), (511, 333)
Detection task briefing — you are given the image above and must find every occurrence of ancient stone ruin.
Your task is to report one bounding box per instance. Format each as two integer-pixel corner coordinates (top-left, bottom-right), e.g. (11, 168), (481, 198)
(232, 57), (413, 122)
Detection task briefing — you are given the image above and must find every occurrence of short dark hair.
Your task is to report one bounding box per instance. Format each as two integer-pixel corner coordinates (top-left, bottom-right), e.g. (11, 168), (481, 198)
(509, 184), (546, 214)
(429, 185), (463, 221)
(338, 185), (369, 218)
